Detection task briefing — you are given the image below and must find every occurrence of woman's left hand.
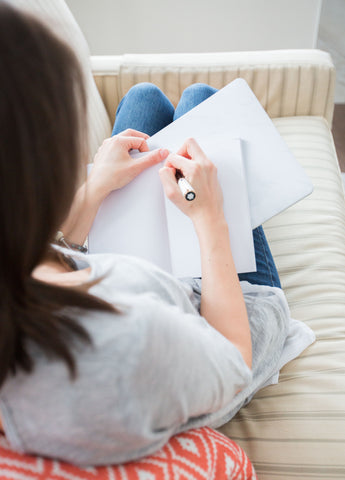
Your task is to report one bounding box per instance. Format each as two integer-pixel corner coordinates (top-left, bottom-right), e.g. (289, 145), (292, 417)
(88, 129), (169, 199)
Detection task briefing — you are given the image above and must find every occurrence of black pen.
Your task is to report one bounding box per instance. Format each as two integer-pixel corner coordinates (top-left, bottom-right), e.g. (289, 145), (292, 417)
(175, 170), (196, 201)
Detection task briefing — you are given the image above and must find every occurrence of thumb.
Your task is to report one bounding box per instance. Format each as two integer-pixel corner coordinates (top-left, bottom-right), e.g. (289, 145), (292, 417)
(159, 166), (180, 201)
(134, 148), (169, 171)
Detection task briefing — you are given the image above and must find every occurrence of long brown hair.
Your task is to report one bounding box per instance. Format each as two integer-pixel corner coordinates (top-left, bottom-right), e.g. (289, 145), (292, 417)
(0, 3), (115, 387)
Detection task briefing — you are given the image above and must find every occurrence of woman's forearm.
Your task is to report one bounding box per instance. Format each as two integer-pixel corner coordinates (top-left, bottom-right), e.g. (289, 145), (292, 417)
(59, 180), (106, 246)
(194, 213), (252, 368)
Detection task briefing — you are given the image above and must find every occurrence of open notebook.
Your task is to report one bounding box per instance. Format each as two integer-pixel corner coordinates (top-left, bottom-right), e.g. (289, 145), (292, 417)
(88, 79), (313, 277)
(88, 138), (255, 277)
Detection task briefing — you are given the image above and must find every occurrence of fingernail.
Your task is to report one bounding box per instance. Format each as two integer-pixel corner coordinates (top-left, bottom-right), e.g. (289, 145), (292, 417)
(160, 148), (169, 158)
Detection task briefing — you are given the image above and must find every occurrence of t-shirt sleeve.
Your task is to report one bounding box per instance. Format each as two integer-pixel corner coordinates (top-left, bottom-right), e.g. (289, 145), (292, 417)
(133, 299), (252, 433)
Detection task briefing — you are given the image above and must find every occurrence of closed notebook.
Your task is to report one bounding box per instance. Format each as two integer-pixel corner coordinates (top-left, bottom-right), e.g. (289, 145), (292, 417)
(139, 78), (313, 229)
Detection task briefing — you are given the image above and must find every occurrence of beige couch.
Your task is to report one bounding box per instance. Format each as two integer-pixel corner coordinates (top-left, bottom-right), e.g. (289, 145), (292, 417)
(10, 1), (345, 478)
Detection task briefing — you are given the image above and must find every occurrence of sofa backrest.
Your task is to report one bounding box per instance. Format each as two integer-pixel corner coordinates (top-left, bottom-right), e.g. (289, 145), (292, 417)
(91, 50), (336, 127)
(8, 0), (111, 163)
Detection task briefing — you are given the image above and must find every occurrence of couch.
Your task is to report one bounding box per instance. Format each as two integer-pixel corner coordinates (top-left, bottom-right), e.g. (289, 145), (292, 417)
(9, 1), (345, 478)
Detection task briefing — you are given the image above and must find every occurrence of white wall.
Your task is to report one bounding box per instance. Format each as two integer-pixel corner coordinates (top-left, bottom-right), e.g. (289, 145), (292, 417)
(317, 0), (345, 103)
(66, 0), (322, 55)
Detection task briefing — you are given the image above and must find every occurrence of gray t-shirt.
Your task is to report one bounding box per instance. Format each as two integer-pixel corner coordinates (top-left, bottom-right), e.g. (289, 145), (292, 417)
(0, 248), (314, 466)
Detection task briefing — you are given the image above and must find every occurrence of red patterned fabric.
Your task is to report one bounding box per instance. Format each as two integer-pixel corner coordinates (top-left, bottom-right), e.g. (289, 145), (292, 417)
(0, 427), (256, 479)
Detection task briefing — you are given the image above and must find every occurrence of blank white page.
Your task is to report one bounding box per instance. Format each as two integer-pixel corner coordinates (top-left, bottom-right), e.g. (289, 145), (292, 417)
(87, 163), (173, 273)
(165, 137), (256, 277)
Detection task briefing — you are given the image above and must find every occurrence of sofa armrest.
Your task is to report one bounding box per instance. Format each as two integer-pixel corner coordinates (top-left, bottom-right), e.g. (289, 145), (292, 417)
(91, 49), (335, 126)
(90, 55), (122, 125)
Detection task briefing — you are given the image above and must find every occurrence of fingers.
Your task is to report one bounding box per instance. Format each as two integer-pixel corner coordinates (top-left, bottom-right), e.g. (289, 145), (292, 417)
(115, 135), (149, 152)
(118, 129), (149, 140)
(100, 134), (149, 153)
(165, 153), (197, 178)
(159, 166), (181, 201)
(117, 130), (150, 151)
(176, 137), (209, 164)
(134, 148), (169, 173)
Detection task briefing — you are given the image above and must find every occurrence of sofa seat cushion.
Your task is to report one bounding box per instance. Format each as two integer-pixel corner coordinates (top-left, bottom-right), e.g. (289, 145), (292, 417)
(0, 427), (257, 479)
(219, 116), (345, 480)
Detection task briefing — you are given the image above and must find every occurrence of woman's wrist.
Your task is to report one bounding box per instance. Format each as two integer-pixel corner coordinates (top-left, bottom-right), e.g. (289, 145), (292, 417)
(85, 175), (110, 204)
(59, 179), (107, 246)
(192, 210), (228, 239)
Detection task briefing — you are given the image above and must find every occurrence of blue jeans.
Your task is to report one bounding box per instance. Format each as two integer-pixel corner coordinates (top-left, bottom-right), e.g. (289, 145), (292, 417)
(112, 83), (281, 289)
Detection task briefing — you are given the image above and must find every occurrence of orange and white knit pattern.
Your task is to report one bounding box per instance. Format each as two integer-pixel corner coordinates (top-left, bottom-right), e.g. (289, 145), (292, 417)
(0, 427), (256, 480)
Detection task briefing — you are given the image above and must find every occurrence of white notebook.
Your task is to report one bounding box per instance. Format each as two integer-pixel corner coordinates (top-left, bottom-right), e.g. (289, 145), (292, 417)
(88, 78), (313, 276)
(88, 138), (255, 277)
(139, 78), (313, 229)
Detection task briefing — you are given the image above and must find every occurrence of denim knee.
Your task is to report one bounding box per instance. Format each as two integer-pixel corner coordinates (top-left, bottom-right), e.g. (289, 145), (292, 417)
(125, 82), (165, 102)
(181, 83), (217, 101)
(113, 82), (174, 136)
(174, 83), (217, 120)
(181, 83), (217, 97)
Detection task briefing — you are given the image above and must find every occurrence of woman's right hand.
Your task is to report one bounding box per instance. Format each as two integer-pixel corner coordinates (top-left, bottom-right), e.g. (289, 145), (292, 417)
(159, 138), (224, 225)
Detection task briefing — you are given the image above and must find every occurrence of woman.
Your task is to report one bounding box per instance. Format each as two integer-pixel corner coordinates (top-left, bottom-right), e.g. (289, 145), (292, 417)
(0, 3), (314, 466)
